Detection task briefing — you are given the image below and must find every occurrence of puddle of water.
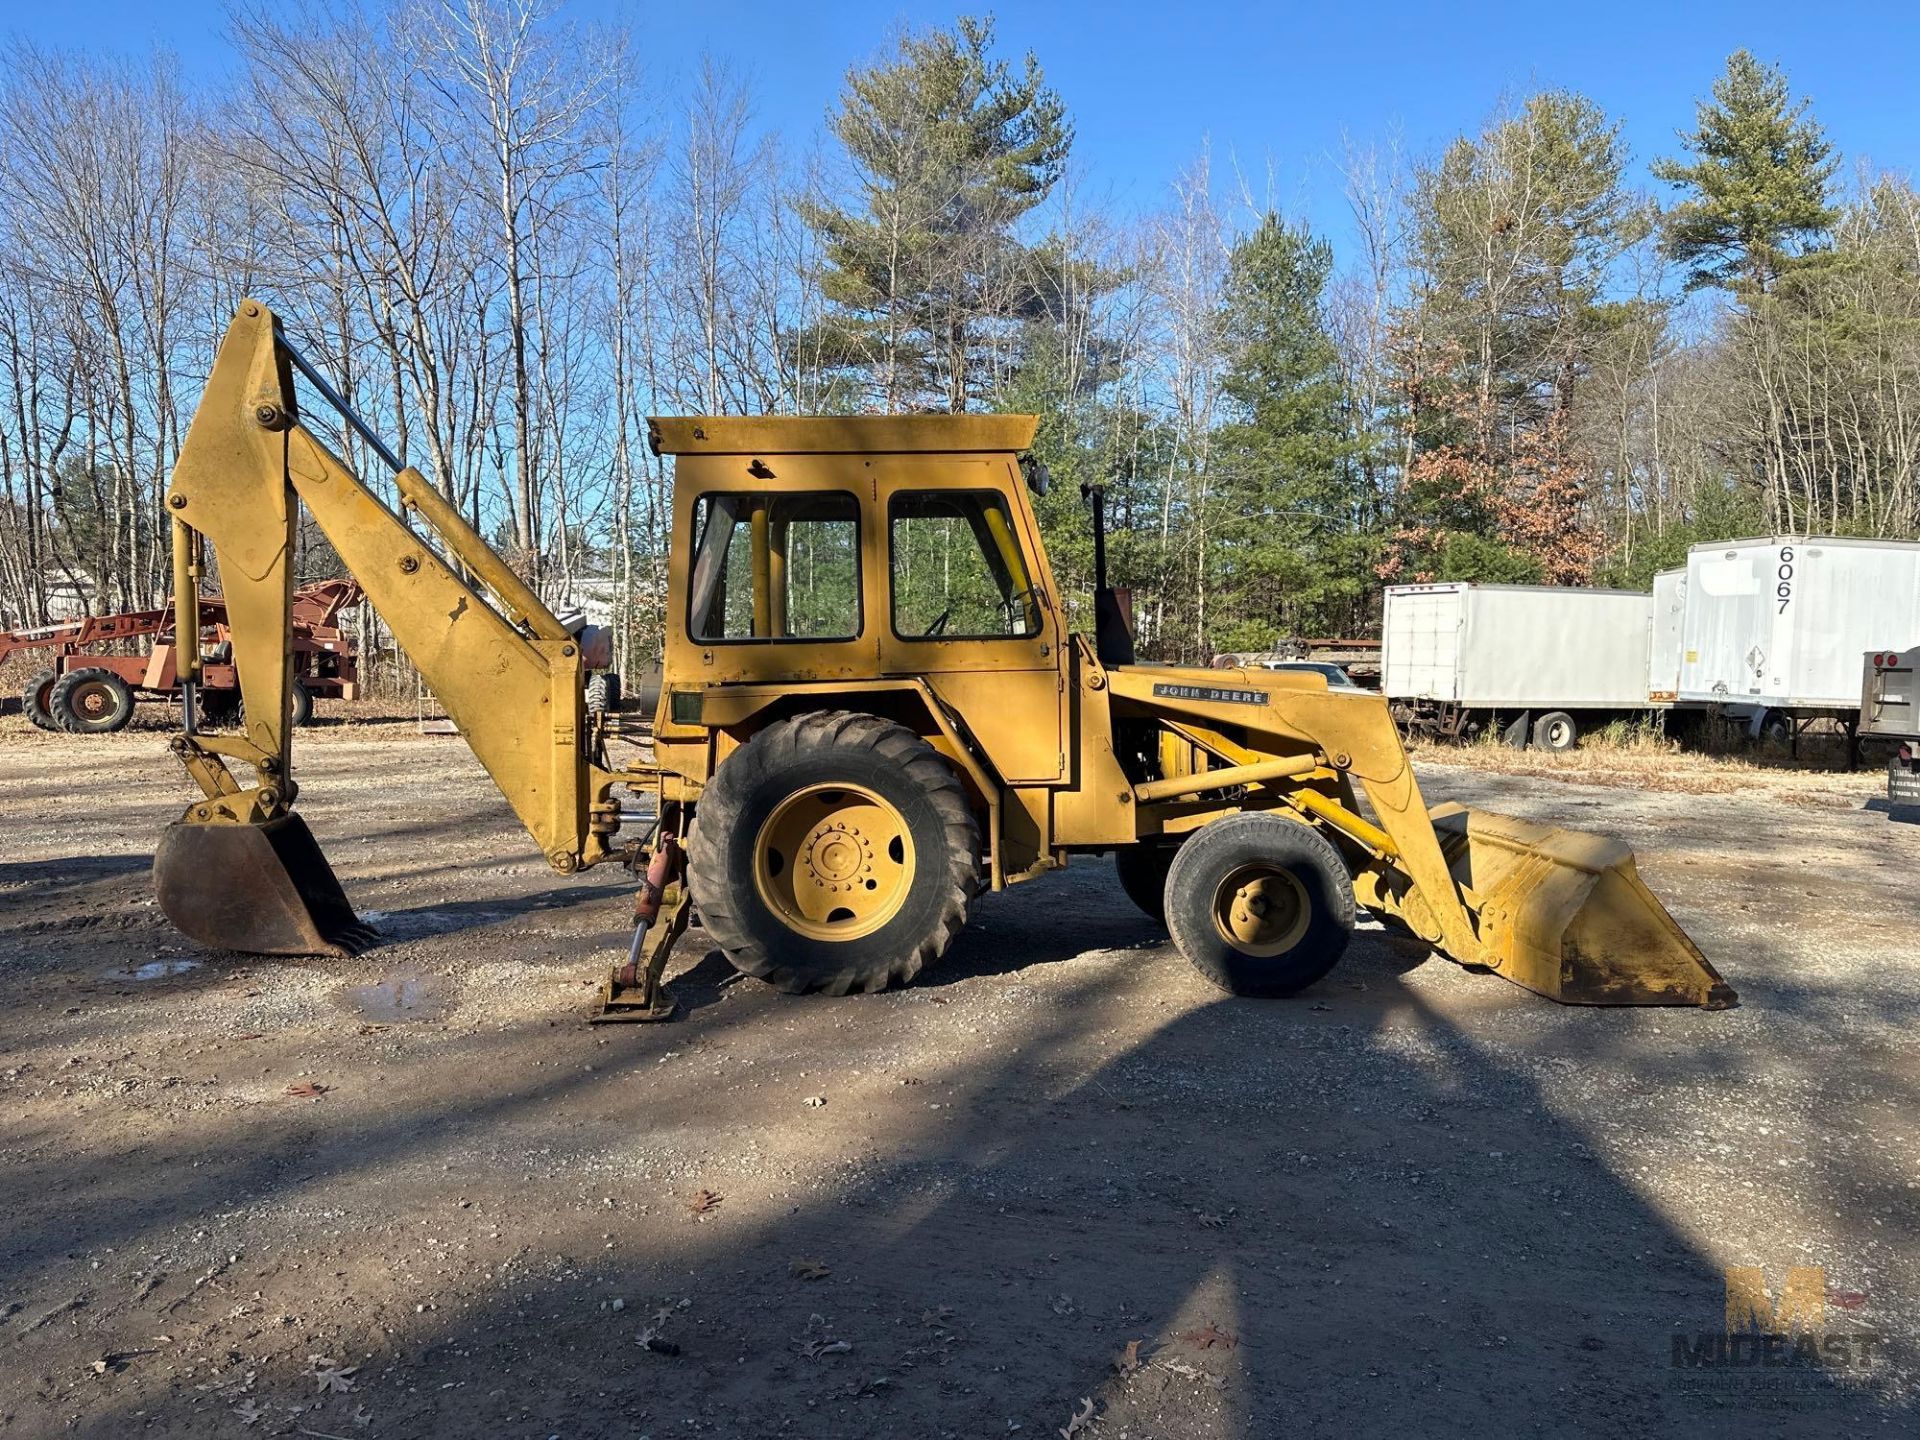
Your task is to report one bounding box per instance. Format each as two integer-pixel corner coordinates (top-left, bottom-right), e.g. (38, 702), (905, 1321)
(341, 974), (453, 1023)
(103, 959), (202, 982)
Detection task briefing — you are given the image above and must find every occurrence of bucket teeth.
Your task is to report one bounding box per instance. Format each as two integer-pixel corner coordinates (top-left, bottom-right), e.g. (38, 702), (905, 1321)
(1430, 807), (1734, 1009)
(153, 812), (377, 957)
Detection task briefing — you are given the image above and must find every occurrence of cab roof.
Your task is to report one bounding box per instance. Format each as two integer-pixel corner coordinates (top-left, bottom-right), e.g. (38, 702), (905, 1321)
(649, 414), (1039, 457)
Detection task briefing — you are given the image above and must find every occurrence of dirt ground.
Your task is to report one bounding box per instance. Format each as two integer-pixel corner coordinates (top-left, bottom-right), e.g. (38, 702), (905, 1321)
(3, 708), (1918, 1439)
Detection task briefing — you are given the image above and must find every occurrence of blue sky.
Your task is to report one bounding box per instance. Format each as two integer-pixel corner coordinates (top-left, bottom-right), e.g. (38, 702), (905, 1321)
(9, 0), (1918, 251)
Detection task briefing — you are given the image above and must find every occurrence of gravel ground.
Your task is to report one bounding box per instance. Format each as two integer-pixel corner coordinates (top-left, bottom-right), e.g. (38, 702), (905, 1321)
(1, 712), (1916, 1439)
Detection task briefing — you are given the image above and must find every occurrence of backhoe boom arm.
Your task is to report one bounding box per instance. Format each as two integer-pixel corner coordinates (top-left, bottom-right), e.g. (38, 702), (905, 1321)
(158, 301), (615, 953)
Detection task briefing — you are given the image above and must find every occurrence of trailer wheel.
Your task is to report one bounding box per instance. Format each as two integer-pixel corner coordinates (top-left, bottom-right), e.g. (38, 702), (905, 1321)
(1114, 842), (1178, 925)
(1165, 813), (1353, 998)
(1759, 710), (1792, 746)
(22, 667), (59, 730)
(50, 668), (135, 734)
(688, 710), (980, 995)
(1532, 711), (1578, 752)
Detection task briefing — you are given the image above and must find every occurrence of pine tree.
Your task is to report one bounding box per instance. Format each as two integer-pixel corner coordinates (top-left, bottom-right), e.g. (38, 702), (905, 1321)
(797, 17), (1072, 411)
(1652, 50), (1837, 294)
(1208, 214), (1366, 643)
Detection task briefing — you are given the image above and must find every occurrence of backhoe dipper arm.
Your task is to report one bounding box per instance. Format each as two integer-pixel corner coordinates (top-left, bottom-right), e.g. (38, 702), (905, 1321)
(162, 301), (600, 890)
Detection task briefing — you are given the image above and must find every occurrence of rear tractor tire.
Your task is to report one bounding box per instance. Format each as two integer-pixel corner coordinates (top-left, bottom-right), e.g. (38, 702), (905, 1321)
(228, 678), (313, 729)
(1114, 842), (1179, 925)
(50, 668), (135, 734)
(585, 670), (621, 714)
(1164, 813), (1354, 998)
(22, 667), (59, 730)
(687, 711), (980, 995)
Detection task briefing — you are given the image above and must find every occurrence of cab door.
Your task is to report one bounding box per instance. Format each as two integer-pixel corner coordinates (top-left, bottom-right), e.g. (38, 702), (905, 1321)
(875, 458), (1064, 783)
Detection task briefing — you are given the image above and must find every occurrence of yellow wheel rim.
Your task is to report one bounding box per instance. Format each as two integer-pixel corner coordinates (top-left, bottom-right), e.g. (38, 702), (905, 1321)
(1212, 863), (1311, 957)
(753, 783), (915, 942)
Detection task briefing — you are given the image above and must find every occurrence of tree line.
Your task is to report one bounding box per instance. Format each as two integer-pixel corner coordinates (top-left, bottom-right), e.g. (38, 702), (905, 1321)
(1, 5), (1914, 671)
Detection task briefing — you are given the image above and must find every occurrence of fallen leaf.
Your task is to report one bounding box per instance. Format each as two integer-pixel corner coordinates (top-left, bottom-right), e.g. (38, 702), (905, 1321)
(803, 1095), (826, 1107)
(285, 1081), (330, 1099)
(305, 1355), (358, 1393)
(1058, 1396), (1096, 1438)
(352, 1406), (373, 1429)
(1049, 1295), (1076, 1317)
(795, 1311), (851, 1359)
(1196, 1213), (1225, 1229)
(790, 1258), (831, 1281)
(233, 1398), (267, 1427)
(1111, 1338), (1142, 1375)
(687, 1189), (723, 1217)
(920, 1305), (955, 1327)
(1181, 1321), (1238, 1350)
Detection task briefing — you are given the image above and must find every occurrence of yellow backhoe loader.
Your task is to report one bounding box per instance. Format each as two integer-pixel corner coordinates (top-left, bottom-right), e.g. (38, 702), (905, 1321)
(151, 302), (1734, 1015)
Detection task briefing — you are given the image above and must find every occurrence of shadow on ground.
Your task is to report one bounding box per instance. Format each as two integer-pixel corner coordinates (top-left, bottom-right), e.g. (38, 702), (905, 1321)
(2, 861), (1910, 1438)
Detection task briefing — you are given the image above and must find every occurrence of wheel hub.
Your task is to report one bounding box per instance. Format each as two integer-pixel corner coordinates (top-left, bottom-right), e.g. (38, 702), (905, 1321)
(1214, 863), (1311, 957)
(803, 822), (872, 889)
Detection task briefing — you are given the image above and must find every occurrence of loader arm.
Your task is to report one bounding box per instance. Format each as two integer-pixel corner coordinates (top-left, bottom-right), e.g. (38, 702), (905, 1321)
(1106, 667), (1734, 1008)
(156, 300), (624, 955)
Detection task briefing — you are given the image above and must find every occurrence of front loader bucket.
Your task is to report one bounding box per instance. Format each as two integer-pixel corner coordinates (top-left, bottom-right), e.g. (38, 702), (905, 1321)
(154, 813), (379, 957)
(1429, 806), (1735, 1008)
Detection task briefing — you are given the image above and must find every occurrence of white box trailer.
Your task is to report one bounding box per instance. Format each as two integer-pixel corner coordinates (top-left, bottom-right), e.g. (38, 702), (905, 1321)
(1649, 567), (1686, 703)
(1382, 583), (1654, 749)
(1678, 536), (1920, 735)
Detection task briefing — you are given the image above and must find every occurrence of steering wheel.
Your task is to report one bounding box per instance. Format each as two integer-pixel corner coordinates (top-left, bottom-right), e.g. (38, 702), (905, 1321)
(923, 608), (952, 638)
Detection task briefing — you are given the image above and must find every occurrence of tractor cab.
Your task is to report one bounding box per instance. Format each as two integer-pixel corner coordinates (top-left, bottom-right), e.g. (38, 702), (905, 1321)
(650, 416), (1072, 787)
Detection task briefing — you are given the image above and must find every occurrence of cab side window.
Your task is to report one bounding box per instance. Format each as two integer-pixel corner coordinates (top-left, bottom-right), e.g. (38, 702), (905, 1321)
(688, 492), (860, 641)
(889, 491), (1042, 640)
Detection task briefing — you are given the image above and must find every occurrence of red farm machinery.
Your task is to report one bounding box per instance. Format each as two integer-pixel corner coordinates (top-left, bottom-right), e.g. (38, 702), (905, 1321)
(7, 579), (361, 734)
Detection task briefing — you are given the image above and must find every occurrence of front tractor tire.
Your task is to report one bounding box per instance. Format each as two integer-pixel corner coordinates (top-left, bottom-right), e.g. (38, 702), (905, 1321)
(1164, 813), (1354, 998)
(687, 711), (980, 995)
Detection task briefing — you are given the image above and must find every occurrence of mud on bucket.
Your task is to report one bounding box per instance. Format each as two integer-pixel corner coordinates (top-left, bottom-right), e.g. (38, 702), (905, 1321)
(153, 813), (379, 957)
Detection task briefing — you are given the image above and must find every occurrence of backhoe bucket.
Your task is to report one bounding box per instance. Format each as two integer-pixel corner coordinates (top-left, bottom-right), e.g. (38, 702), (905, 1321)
(153, 813), (378, 957)
(1430, 806), (1735, 1008)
